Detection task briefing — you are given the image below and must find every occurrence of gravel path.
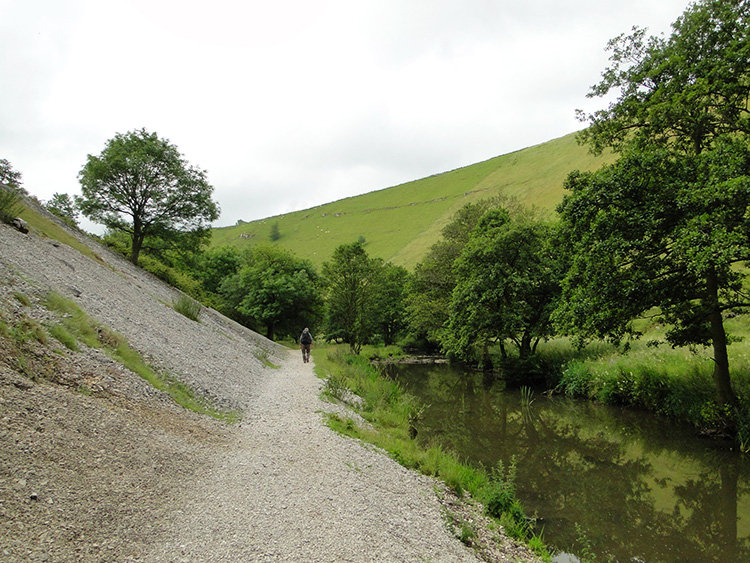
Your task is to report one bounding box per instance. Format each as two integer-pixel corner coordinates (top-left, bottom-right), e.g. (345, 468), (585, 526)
(144, 352), (483, 563)
(0, 206), (539, 562)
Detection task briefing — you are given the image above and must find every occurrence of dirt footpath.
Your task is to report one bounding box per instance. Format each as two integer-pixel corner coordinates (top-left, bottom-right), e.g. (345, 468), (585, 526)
(140, 353), (489, 562)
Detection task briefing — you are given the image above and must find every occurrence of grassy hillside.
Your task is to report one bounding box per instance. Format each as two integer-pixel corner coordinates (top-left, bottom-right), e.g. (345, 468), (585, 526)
(210, 132), (613, 269)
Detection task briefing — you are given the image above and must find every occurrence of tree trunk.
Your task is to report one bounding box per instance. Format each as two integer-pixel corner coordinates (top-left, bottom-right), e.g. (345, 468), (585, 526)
(707, 272), (737, 407)
(519, 332), (533, 360)
(498, 340), (507, 360)
(480, 342), (493, 371)
(130, 219), (144, 265)
(130, 236), (143, 265)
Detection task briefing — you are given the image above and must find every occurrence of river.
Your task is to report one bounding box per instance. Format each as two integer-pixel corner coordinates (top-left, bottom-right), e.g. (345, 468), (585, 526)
(388, 362), (750, 562)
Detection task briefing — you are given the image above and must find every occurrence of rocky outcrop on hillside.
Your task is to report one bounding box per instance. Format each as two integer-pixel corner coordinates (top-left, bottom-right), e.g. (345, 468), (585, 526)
(0, 210), (540, 562)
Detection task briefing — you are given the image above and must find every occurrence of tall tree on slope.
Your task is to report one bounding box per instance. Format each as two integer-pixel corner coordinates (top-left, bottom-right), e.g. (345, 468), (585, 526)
(78, 129), (219, 265)
(557, 0), (750, 407)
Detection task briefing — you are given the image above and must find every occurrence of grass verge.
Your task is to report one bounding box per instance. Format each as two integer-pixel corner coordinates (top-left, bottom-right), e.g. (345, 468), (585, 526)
(314, 343), (550, 561)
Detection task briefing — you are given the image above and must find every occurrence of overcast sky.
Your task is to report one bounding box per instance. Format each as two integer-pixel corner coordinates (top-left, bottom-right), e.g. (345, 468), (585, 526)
(2, 0), (691, 229)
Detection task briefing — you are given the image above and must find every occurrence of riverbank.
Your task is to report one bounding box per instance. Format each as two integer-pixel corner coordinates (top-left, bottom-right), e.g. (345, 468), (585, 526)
(0, 213), (540, 561)
(548, 339), (750, 448)
(315, 348), (550, 560)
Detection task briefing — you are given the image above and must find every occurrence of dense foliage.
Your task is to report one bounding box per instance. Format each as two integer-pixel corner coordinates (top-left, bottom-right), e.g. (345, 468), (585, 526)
(220, 245), (322, 341)
(78, 129), (220, 265)
(407, 199), (501, 347)
(321, 242), (409, 353)
(447, 209), (562, 365)
(559, 0), (750, 407)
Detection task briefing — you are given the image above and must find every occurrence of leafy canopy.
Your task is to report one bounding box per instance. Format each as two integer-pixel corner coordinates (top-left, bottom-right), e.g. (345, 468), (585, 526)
(559, 0), (750, 406)
(447, 208), (562, 363)
(220, 245), (322, 341)
(0, 158), (23, 191)
(78, 128), (219, 264)
(407, 198), (508, 346)
(322, 241), (383, 354)
(578, 0), (750, 156)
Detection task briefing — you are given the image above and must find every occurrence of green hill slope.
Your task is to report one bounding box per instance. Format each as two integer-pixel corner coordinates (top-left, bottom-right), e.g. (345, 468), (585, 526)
(210, 132), (613, 269)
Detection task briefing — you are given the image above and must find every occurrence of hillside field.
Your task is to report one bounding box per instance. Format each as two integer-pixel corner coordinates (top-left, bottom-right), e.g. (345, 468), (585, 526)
(210, 132), (613, 269)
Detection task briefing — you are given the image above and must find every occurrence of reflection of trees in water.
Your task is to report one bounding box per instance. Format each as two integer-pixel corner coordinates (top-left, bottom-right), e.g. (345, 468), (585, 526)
(672, 460), (750, 561)
(397, 365), (750, 562)
(496, 400), (662, 561)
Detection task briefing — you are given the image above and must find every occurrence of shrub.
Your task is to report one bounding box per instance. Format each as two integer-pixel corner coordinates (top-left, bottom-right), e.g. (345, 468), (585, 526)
(0, 185), (22, 224)
(172, 293), (202, 322)
(323, 371), (349, 401)
(482, 460), (531, 540)
(458, 523), (476, 545)
(138, 255), (203, 297)
(557, 360), (593, 397)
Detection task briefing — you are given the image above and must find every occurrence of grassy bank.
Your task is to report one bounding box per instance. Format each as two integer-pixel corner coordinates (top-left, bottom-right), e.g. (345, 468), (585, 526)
(536, 330), (750, 450)
(313, 343), (549, 560)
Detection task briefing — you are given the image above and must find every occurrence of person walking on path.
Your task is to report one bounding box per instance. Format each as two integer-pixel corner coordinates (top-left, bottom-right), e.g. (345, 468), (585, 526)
(300, 327), (313, 363)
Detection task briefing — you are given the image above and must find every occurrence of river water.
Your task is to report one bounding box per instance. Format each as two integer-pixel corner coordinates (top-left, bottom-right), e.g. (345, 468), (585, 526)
(388, 362), (750, 562)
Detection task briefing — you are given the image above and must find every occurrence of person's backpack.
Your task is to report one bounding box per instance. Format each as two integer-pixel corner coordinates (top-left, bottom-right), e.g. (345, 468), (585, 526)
(300, 331), (312, 344)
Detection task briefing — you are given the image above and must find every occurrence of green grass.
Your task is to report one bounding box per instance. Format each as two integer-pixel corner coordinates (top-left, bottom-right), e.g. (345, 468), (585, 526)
(541, 314), (750, 447)
(315, 343), (550, 560)
(9, 315), (47, 345)
(172, 293), (202, 322)
(211, 132), (613, 269)
(43, 291), (239, 422)
(48, 323), (80, 351)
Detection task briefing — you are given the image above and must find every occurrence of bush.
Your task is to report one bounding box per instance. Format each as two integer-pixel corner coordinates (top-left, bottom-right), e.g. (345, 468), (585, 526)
(557, 360), (594, 397)
(138, 255), (203, 297)
(172, 294), (202, 322)
(481, 459), (532, 540)
(0, 185), (22, 224)
(323, 371), (349, 401)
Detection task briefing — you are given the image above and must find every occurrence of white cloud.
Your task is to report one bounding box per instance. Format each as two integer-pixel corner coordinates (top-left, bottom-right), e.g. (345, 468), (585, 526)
(0, 0), (691, 228)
